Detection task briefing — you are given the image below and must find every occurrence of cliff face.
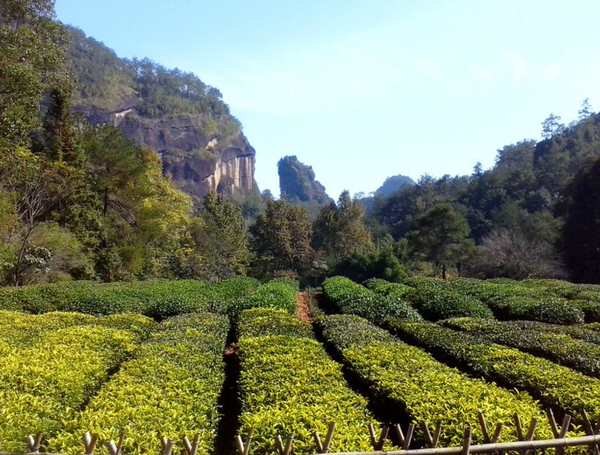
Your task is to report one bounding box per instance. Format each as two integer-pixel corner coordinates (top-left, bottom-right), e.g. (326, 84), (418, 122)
(77, 104), (257, 198)
(68, 26), (257, 199)
(278, 155), (332, 204)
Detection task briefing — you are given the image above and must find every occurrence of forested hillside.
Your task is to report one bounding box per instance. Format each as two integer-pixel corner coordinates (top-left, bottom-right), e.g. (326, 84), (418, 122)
(0, 1), (254, 285)
(3, 0), (600, 287)
(66, 26), (257, 199)
(370, 106), (600, 280)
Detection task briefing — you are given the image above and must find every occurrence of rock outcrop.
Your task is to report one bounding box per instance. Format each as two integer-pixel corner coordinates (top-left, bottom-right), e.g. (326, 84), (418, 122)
(74, 105), (256, 199)
(67, 26), (257, 200)
(278, 155), (332, 204)
(375, 174), (415, 196)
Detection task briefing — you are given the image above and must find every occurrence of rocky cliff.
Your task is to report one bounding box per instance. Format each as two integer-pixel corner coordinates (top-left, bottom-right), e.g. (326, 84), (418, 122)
(68, 26), (257, 199)
(278, 155), (332, 204)
(76, 104), (256, 198)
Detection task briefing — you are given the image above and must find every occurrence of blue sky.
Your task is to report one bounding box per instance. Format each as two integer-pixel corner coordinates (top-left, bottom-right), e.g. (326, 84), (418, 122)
(55, 0), (600, 198)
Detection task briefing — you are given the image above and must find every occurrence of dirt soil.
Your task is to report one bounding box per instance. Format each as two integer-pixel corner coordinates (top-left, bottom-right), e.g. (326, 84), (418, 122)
(223, 342), (238, 357)
(296, 291), (312, 323)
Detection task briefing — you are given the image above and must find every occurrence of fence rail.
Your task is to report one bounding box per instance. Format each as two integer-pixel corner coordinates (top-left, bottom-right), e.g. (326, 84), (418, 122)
(1, 409), (599, 455)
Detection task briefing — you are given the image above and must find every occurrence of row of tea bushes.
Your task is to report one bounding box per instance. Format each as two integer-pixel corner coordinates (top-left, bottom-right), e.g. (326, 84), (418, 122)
(0, 325), (139, 451)
(466, 319), (600, 345)
(315, 314), (551, 447)
(390, 321), (600, 419)
(237, 308), (379, 455)
(0, 277), (260, 318)
(401, 277), (494, 321)
(229, 278), (298, 317)
(362, 278), (415, 299)
(442, 318), (600, 378)
(48, 313), (229, 455)
(322, 277), (422, 324)
(204, 277), (261, 313)
(0, 311), (156, 345)
(439, 279), (587, 324)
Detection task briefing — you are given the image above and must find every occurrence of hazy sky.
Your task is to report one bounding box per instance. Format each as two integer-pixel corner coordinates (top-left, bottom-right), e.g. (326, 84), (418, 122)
(55, 1), (600, 198)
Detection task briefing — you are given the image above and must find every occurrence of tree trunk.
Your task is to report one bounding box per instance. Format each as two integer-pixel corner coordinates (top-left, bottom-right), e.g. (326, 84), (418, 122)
(103, 187), (109, 216)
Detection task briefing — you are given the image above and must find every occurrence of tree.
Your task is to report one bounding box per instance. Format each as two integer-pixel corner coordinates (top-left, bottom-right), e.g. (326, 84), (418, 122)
(0, 0), (68, 148)
(312, 191), (371, 263)
(333, 237), (407, 283)
(578, 98), (594, 121)
(541, 113), (565, 139)
(472, 229), (564, 280)
(557, 157), (600, 283)
(249, 200), (313, 279)
(188, 191), (251, 280)
(406, 204), (474, 279)
(0, 148), (75, 284)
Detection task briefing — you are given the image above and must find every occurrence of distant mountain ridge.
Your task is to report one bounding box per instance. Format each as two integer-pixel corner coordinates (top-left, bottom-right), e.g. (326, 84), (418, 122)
(67, 26), (257, 199)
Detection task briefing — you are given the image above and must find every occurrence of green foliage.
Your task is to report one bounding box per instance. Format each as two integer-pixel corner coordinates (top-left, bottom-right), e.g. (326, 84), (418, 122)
(67, 28), (237, 130)
(238, 308), (313, 339)
(0, 279), (214, 317)
(390, 321), (600, 419)
(230, 278), (298, 317)
(249, 199), (313, 280)
(0, 0), (69, 147)
(402, 277), (494, 321)
(203, 276), (261, 313)
(0, 324), (138, 451)
(442, 318), (600, 378)
(340, 293), (423, 324)
(406, 204), (475, 279)
(237, 309), (379, 455)
(332, 238), (407, 283)
(322, 276), (422, 324)
(0, 277), (262, 318)
(315, 314), (397, 352)
(363, 278), (415, 299)
(312, 191), (372, 264)
(186, 191), (251, 280)
(557, 157), (600, 283)
(0, 310), (155, 345)
(424, 278), (586, 325)
(316, 314), (552, 446)
(48, 313), (228, 455)
(321, 276), (372, 304)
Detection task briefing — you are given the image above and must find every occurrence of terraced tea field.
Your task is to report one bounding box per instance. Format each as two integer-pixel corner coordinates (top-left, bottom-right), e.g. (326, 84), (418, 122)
(1, 276), (600, 454)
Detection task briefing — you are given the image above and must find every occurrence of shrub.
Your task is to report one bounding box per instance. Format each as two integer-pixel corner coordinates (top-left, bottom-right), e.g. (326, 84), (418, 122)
(322, 277), (422, 323)
(389, 321), (600, 419)
(237, 309), (379, 455)
(48, 313), (228, 455)
(0, 325), (137, 451)
(442, 318), (600, 378)
(230, 279), (298, 317)
(315, 314), (552, 447)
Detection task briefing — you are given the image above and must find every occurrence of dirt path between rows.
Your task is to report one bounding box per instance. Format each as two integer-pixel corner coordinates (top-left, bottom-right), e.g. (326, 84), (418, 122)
(296, 291), (312, 323)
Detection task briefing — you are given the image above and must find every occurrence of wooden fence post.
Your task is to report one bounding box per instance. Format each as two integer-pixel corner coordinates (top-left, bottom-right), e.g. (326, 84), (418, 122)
(234, 428), (253, 455)
(314, 422), (336, 454)
(82, 432), (99, 455)
(394, 423), (415, 450)
(461, 427), (471, 455)
(160, 437), (175, 455)
(25, 433), (43, 453)
(105, 432), (125, 455)
(368, 424), (388, 451)
(182, 434), (200, 455)
(274, 434), (294, 455)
